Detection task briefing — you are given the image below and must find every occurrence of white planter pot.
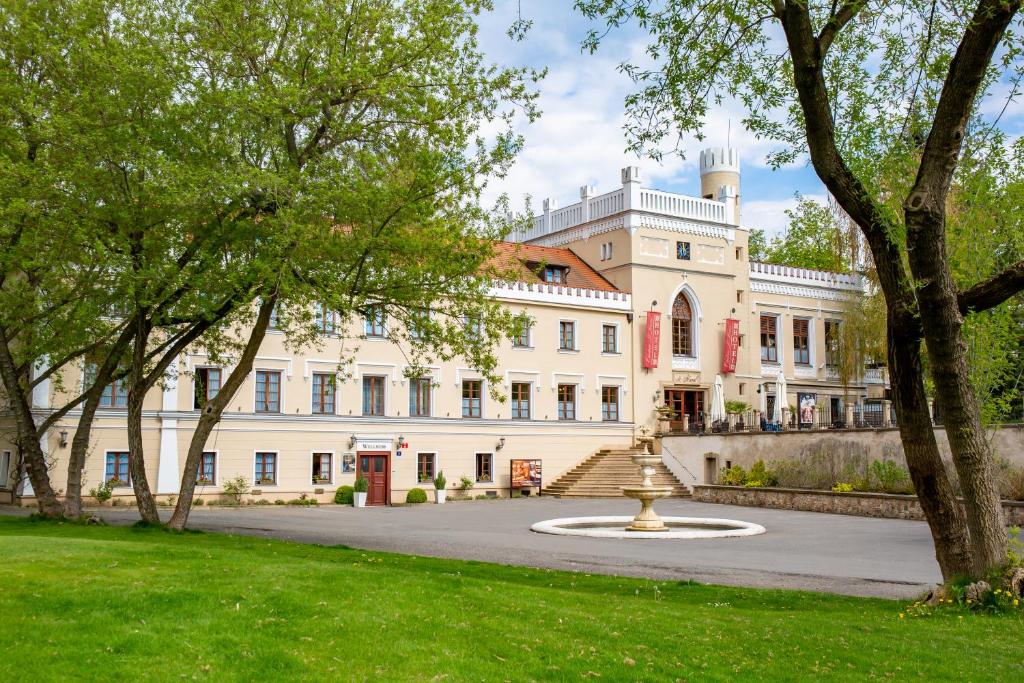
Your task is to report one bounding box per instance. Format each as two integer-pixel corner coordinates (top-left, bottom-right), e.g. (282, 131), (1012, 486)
(435, 489), (447, 504)
(353, 492), (367, 508)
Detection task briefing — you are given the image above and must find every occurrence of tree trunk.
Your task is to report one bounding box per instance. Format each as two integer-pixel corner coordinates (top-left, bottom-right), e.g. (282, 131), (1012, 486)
(0, 327), (62, 517)
(886, 307), (973, 577)
(905, 212), (1008, 574)
(168, 295), (277, 531)
(127, 318), (160, 524)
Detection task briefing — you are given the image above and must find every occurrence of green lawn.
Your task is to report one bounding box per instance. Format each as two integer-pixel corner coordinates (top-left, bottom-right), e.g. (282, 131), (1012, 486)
(0, 516), (1020, 681)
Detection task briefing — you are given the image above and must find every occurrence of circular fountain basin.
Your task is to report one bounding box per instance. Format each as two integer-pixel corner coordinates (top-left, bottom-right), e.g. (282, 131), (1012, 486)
(530, 516), (766, 539)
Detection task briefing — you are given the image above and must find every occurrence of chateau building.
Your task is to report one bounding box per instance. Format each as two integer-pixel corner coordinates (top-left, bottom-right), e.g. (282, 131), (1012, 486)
(0, 147), (886, 506)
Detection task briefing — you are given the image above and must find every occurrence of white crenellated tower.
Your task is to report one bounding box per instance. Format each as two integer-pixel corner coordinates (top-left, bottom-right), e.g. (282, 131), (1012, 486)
(699, 147), (740, 225)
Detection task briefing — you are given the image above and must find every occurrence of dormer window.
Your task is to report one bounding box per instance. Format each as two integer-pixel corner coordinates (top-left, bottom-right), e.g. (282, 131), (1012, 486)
(542, 265), (567, 284)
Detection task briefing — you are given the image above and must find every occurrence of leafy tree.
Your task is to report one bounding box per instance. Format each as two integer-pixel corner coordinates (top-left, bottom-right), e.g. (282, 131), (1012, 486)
(747, 228), (769, 262)
(761, 195), (853, 272)
(578, 0), (1024, 579)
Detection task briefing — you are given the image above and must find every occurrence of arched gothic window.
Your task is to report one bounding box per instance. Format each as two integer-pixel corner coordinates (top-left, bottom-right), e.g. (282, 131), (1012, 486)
(672, 293), (694, 356)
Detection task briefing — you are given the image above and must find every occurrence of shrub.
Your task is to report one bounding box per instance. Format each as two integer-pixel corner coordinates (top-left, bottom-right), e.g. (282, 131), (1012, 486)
(335, 485), (354, 505)
(111, 498), (122, 507)
(286, 495), (317, 506)
(434, 470), (447, 491)
(832, 482), (854, 493)
(406, 488), (428, 504)
(748, 460), (777, 487)
(89, 481), (114, 505)
(998, 465), (1024, 501)
(274, 499), (286, 505)
(353, 477), (368, 493)
(254, 499), (271, 505)
(717, 465), (747, 486)
(222, 476), (250, 505)
(193, 497), (205, 506)
(869, 459), (912, 494)
(457, 476), (474, 492)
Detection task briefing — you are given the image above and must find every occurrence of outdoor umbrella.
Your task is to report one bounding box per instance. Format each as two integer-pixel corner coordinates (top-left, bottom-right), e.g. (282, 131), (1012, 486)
(773, 371), (787, 423)
(710, 374), (726, 424)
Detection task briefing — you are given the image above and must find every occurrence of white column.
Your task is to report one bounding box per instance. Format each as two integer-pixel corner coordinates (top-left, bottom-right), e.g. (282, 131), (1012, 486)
(31, 355), (51, 409)
(156, 358), (181, 494)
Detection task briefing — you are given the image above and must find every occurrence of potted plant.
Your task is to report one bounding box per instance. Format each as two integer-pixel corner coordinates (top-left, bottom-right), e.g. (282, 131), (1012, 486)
(433, 470), (447, 504)
(353, 476), (369, 508)
(725, 400), (750, 431)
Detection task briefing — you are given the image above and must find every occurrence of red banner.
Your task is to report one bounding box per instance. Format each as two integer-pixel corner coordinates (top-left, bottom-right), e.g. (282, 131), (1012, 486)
(721, 318), (740, 373)
(642, 311), (661, 369)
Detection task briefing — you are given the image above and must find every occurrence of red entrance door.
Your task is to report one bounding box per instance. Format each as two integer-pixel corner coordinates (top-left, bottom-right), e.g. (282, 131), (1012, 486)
(358, 452), (389, 506)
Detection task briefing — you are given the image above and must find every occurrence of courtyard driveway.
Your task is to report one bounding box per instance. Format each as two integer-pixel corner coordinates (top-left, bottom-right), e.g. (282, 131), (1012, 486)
(3, 498), (943, 599)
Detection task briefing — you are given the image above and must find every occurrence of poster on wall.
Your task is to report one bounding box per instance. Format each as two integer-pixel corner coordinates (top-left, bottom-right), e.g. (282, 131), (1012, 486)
(510, 459), (542, 496)
(798, 393), (816, 428)
(642, 312), (661, 369)
(721, 318), (740, 373)
(341, 453), (355, 473)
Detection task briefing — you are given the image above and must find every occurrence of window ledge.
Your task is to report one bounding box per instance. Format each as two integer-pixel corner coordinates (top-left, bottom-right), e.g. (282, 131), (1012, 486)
(558, 348), (580, 354)
(511, 345), (534, 351)
(601, 351), (621, 356)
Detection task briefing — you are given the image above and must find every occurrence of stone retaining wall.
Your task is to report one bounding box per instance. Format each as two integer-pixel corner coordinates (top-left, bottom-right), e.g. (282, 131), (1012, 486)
(693, 484), (1024, 525)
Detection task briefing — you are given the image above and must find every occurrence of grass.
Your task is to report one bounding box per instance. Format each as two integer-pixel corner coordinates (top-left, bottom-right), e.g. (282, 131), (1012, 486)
(0, 516), (1021, 681)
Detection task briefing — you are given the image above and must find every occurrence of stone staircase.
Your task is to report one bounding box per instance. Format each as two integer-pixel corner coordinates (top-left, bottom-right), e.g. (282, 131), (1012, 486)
(542, 447), (691, 498)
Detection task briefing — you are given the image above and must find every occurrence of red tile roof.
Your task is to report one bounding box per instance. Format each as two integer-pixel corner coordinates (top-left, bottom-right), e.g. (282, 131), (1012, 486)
(490, 242), (620, 292)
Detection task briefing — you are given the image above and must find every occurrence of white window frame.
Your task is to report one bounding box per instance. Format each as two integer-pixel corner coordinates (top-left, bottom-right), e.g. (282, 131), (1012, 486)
(511, 319), (533, 349)
(600, 321), (620, 355)
(310, 450), (335, 486)
(253, 368), (285, 414)
(253, 450), (280, 488)
(197, 450), (219, 487)
(310, 372), (337, 416)
(415, 451), (437, 486)
(193, 365), (222, 411)
(474, 451), (494, 483)
(557, 318), (578, 352)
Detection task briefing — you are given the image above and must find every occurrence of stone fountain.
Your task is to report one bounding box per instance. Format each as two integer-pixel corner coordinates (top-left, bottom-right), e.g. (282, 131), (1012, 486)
(621, 443), (673, 532)
(530, 442), (767, 539)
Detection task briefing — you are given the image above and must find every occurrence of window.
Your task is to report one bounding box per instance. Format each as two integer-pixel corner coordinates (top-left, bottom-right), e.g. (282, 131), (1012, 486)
(198, 452), (216, 485)
(738, 334), (745, 348)
(793, 318), (810, 366)
(760, 315), (778, 362)
(825, 320), (841, 367)
(672, 293), (693, 356)
(362, 375), (386, 416)
(510, 382), (531, 420)
(255, 370), (281, 413)
(600, 242), (614, 261)
(462, 380), (482, 418)
(558, 321), (575, 351)
(268, 304), (280, 330)
(676, 241), (691, 260)
(86, 363), (127, 409)
(314, 303), (336, 335)
(99, 378), (129, 409)
(255, 452), (277, 486)
(194, 368), (221, 410)
(0, 450), (11, 488)
(736, 290), (743, 304)
(417, 452), (436, 484)
(105, 452), (130, 486)
(602, 324), (618, 353)
(542, 265), (567, 283)
(312, 452), (333, 484)
(409, 309), (430, 341)
(476, 452), (493, 483)
(512, 319), (531, 348)
(557, 384), (576, 420)
(464, 316), (482, 340)
(739, 382), (746, 395)
(735, 246), (744, 260)
(364, 306), (386, 337)
(312, 373), (336, 414)
(409, 378), (432, 417)
(601, 386), (620, 421)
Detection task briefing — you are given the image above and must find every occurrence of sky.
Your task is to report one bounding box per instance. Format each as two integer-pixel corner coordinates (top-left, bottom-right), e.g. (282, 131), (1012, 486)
(475, 2), (827, 237)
